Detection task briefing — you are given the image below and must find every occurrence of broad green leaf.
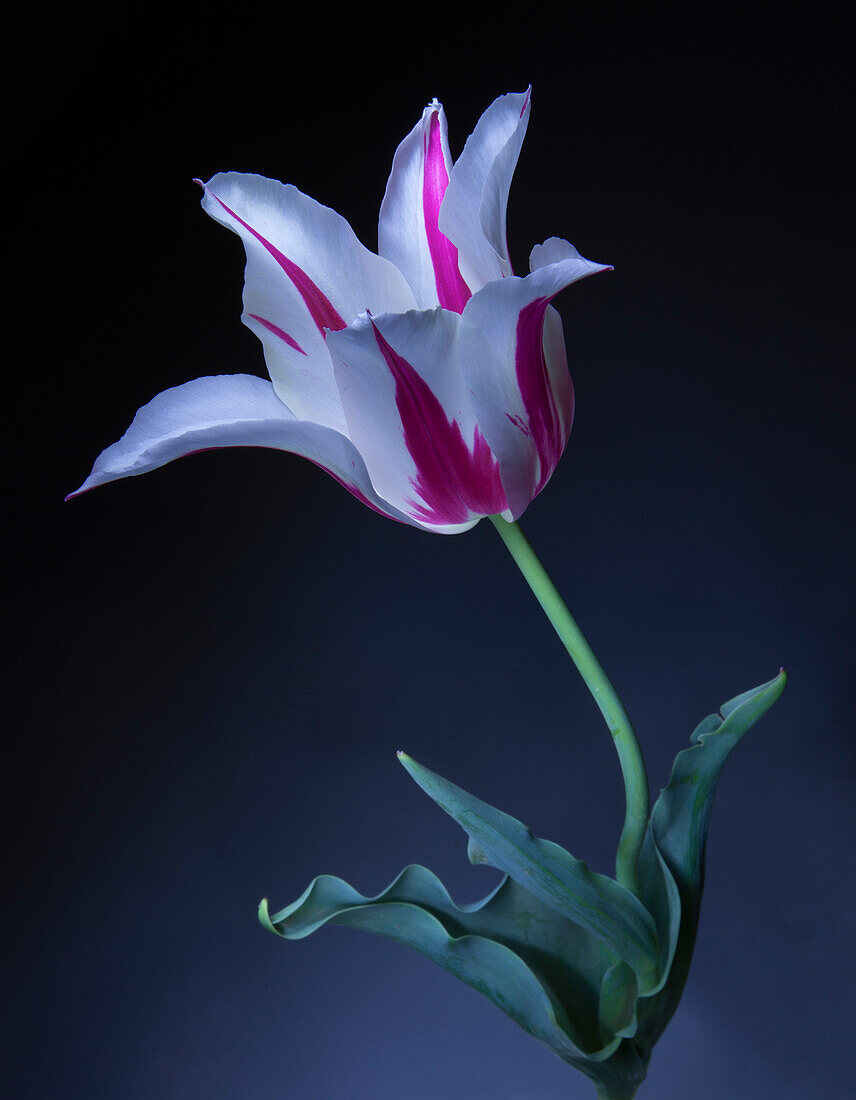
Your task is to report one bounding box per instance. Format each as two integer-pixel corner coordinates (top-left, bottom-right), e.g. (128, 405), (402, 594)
(634, 670), (787, 1051)
(261, 863), (648, 1097)
(397, 753), (661, 992)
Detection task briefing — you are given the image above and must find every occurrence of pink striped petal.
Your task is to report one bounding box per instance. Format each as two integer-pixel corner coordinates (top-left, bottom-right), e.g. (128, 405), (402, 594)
(379, 101), (471, 312)
(439, 89), (531, 291)
(422, 110), (472, 313)
(66, 374), (412, 524)
(327, 309), (508, 533)
(206, 190), (348, 335)
(458, 238), (611, 517)
(369, 319), (506, 524)
(200, 173), (416, 434)
(514, 297), (571, 496)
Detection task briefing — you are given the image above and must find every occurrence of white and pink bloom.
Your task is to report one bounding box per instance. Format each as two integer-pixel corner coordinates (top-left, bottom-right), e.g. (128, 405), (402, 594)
(70, 91), (610, 533)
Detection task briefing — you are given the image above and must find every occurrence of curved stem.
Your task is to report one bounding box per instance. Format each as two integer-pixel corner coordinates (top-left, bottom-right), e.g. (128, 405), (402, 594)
(489, 515), (649, 895)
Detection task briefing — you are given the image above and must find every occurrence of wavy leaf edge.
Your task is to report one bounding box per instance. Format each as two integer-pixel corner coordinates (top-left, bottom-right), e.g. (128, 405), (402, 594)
(259, 862), (629, 1068)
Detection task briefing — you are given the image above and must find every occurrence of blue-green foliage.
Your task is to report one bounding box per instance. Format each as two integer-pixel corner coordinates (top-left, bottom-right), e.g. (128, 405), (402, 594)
(261, 672), (786, 1099)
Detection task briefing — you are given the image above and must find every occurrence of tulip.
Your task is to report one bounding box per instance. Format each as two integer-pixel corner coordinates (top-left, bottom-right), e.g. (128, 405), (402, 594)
(68, 91), (789, 1100)
(69, 91), (609, 532)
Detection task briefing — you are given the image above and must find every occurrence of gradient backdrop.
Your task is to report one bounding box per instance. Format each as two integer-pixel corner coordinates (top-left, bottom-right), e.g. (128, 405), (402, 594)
(6, 3), (854, 1097)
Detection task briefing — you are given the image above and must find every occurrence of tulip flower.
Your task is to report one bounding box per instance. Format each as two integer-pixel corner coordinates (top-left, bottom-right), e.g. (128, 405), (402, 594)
(70, 90), (787, 1100)
(69, 90), (609, 532)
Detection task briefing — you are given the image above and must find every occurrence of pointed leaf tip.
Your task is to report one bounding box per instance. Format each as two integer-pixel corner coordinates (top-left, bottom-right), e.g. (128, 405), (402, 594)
(258, 897), (282, 936)
(398, 750), (418, 771)
(718, 668), (787, 721)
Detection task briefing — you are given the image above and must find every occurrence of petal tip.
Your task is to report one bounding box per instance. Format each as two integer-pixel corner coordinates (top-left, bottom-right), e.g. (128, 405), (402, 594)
(64, 479), (92, 502)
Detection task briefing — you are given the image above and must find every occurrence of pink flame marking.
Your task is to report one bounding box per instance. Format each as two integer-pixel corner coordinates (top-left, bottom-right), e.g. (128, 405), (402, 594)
(370, 321), (507, 525)
(505, 412), (531, 436)
(247, 313), (307, 355)
(515, 297), (572, 495)
(210, 192), (347, 335)
(422, 112), (472, 314)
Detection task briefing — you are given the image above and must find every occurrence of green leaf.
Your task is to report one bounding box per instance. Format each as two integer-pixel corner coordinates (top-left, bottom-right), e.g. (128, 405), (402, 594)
(397, 752), (661, 993)
(261, 863), (647, 1097)
(634, 670), (787, 1050)
(261, 866), (595, 1061)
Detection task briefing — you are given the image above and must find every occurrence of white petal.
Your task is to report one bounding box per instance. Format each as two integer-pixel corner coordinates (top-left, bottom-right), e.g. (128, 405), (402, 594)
(67, 374), (412, 524)
(439, 89), (531, 290)
(327, 309), (507, 533)
(200, 173), (417, 433)
(458, 239), (611, 516)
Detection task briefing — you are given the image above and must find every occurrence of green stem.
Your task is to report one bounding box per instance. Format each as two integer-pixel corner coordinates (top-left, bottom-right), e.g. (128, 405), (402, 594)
(489, 515), (649, 895)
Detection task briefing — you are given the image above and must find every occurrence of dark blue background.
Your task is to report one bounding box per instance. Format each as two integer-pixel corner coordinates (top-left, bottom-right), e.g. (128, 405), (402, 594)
(5, 3), (853, 1097)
